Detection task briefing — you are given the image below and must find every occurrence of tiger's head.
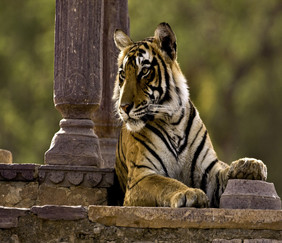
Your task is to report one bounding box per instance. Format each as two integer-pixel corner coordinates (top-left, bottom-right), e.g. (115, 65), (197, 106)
(113, 23), (189, 132)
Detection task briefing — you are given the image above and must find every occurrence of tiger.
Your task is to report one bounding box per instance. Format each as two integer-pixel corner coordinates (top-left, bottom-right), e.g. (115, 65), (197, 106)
(112, 22), (267, 208)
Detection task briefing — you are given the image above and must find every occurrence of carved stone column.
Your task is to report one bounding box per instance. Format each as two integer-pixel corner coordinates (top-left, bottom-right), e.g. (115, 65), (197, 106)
(92, 0), (129, 168)
(45, 0), (104, 166)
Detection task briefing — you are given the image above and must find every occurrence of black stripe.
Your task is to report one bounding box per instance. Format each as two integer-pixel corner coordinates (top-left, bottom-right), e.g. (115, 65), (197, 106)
(202, 148), (209, 162)
(129, 160), (154, 171)
(171, 108), (184, 126)
(145, 156), (159, 171)
(118, 132), (126, 160)
(138, 48), (146, 54)
(145, 124), (177, 158)
(117, 133), (128, 173)
(155, 59), (164, 99)
(190, 130), (207, 187)
(142, 42), (149, 49)
(157, 54), (171, 104)
(141, 59), (151, 66)
(200, 159), (218, 192)
(189, 124), (203, 148)
(212, 171), (221, 207)
(179, 101), (196, 154)
(156, 122), (179, 150)
(127, 173), (155, 190)
(132, 134), (169, 177)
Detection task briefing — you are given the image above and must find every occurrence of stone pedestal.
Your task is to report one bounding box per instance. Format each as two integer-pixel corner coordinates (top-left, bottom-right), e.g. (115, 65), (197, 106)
(220, 179), (281, 210)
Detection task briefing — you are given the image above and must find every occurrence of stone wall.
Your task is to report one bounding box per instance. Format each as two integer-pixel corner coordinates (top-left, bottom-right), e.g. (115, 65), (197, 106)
(0, 206), (281, 243)
(0, 163), (281, 242)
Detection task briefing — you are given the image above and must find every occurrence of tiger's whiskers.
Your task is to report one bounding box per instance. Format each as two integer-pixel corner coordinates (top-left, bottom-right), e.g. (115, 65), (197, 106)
(148, 104), (173, 116)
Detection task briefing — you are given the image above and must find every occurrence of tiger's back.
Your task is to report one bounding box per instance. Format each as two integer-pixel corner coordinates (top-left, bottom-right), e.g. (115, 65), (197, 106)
(113, 23), (267, 208)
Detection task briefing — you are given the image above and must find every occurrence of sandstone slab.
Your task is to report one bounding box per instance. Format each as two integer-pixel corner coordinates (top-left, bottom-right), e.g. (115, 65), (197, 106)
(88, 206), (282, 230)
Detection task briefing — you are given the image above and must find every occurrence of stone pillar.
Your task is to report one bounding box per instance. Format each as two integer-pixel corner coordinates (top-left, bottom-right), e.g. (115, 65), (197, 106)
(45, 0), (105, 166)
(92, 0), (129, 168)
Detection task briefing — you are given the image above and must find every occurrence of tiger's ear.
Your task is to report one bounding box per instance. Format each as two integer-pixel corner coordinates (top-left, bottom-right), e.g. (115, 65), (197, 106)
(114, 29), (133, 51)
(154, 23), (177, 61)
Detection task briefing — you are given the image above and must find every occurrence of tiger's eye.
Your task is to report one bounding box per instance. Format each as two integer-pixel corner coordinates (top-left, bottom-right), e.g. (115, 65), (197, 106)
(141, 67), (150, 77)
(119, 70), (125, 80)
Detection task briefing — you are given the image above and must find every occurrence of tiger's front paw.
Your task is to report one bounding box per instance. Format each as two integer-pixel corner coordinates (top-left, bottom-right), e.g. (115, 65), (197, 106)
(170, 188), (209, 208)
(228, 158), (267, 181)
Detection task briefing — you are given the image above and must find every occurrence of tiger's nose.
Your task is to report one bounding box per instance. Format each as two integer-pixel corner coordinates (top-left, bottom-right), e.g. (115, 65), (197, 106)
(120, 103), (133, 114)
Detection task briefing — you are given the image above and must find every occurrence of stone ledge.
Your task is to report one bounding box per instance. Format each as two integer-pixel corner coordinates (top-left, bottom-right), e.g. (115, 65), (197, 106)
(88, 206), (282, 231)
(0, 207), (29, 228)
(0, 164), (39, 181)
(38, 165), (114, 187)
(0, 163), (114, 188)
(31, 205), (87, 220)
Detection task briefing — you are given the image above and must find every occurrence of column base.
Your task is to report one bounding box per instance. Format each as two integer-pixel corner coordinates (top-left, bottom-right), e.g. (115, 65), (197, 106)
(45, 118), (103, 166)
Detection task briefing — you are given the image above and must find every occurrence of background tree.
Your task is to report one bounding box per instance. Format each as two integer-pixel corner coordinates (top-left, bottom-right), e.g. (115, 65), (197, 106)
(0, 0), (281, 196)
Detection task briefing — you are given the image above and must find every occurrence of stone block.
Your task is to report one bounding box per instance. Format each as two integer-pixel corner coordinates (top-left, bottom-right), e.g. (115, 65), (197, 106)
(37, 184), (107, 206)
(220, 179), (281, 210)
(0, 207), (29, 228)
(0, 150), (12, 164)
(0, 182), (38, 207)
(31, 205), (87, 220)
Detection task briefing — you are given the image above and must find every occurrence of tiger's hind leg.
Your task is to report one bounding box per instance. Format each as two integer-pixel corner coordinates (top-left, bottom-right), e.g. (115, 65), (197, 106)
(228, 158), (267, 181)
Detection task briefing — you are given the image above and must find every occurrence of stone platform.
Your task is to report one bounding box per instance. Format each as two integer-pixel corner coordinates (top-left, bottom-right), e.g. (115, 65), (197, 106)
(0, 206), (281, 243)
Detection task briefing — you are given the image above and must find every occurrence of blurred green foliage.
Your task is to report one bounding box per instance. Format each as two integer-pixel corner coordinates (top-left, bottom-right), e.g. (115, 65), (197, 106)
(0, 1), (281, 196)
(0, 0), (59, 163)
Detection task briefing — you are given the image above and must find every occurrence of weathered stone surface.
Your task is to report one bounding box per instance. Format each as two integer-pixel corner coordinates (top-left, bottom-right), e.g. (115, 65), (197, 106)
(0, 182), (38, 207)
(37, 184), (107, 206)
(0, 150), (12, 164)
(0, 164), (39, 181)
(244, 240), (281, 243)
(38, 165), (114, 187)
(213, 240), (281, 243)
(88, 206), (282, 230)
(212, 240), (242, 243)
(220, 179), (281, 210)
(31, 205), (87, 220)
(0, 207), (28, 228)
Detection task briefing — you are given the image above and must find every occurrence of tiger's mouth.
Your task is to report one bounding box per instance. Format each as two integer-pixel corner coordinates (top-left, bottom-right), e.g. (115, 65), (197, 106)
(121, 104), (174, 131)
(120, 105), (155, 131)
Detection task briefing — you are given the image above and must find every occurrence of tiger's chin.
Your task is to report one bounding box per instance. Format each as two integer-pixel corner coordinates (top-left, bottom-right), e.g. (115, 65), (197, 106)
(124, 119), (146, 132)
